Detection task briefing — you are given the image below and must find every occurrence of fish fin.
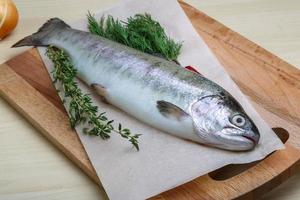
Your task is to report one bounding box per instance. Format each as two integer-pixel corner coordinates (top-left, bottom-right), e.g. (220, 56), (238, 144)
(185, 66), (202, 75)
(157, 100), (189, 120)
(12, 18), (70, 48)
(91, 83), (108, 103)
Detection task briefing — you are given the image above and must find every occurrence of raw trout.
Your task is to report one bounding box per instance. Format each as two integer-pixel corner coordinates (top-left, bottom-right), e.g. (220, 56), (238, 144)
(13, 18), (260, 151)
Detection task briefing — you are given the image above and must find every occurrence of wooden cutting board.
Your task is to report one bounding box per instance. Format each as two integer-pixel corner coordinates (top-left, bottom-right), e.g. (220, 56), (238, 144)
(0, 1), (300, 199)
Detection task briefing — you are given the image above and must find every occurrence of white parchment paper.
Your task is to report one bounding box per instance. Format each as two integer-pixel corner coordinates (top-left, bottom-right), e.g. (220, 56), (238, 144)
(38, 0), (284, 199)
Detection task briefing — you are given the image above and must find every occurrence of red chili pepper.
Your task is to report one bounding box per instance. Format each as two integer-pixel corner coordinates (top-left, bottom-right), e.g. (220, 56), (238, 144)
(185, 65), (201, 75)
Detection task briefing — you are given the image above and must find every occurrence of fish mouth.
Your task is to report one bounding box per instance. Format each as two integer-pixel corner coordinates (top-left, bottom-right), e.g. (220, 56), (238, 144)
(193, 126), (260, 151)
(213, 129), (259, 151)
(220, 127), (260, 146)
(210, 134), (256, 151)
(223, 134), (257, 151)
(242, 135), (258, 145)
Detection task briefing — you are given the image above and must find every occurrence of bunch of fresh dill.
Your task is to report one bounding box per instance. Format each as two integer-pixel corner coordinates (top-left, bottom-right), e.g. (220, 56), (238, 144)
(46, 13), (182, 151)
(87, 13), (182, 61)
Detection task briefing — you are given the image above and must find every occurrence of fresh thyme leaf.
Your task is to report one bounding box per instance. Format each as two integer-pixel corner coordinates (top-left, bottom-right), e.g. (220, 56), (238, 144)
(46, 47), (141, 150)
(87, 12), (182, 61)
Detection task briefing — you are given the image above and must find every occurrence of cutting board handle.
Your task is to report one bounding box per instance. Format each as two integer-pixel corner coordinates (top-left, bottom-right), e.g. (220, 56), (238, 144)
(205, 145), (299, 199)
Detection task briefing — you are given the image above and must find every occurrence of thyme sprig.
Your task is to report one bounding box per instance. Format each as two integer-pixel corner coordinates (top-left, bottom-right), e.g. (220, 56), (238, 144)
(46, 47), (141, 150)
(87, 12), (182, 61)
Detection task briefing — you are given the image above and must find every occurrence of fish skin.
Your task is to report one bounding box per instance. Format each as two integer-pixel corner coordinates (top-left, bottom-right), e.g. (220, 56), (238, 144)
(12, 18), (260, 151)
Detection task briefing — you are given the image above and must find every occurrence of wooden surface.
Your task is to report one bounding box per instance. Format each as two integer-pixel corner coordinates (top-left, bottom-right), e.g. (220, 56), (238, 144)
(0, 0), (299, 200)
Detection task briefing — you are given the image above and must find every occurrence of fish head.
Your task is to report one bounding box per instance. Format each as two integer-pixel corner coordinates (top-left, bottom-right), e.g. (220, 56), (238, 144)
(190, 94), (260, 151)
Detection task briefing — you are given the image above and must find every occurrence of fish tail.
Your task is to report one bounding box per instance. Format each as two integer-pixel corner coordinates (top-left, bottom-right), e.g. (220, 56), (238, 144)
(12, 18), (70, 48)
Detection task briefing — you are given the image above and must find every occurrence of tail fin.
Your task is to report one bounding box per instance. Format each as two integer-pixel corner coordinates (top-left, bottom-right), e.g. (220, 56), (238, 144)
(12, 18), (70, 48)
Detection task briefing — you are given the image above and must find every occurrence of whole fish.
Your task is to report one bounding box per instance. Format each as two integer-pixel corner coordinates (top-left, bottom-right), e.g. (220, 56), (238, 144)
(13, 18), (260, 151)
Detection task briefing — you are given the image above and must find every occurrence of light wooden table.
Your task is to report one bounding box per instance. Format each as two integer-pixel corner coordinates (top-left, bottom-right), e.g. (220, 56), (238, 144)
(0, 0), (299, 199)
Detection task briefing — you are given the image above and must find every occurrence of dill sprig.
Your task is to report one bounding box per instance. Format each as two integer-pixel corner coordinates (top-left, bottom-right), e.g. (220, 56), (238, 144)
(46, 47), (141, 150)
(87, 12), (182, 61)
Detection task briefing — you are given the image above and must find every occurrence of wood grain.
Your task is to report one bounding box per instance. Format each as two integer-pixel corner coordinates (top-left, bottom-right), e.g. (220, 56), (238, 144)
(0, 1), (300, 199)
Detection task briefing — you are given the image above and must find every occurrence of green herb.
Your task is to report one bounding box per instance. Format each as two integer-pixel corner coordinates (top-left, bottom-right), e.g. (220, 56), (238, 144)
(87, 12), (182, 61)
(46, 47), (141, 150)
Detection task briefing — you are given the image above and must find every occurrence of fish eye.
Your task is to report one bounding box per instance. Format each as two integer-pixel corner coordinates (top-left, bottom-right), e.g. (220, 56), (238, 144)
(230, 114), (246, 127)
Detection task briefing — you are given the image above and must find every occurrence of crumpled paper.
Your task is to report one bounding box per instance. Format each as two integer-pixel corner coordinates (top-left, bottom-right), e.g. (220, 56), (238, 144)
(38, 0), (284, 199)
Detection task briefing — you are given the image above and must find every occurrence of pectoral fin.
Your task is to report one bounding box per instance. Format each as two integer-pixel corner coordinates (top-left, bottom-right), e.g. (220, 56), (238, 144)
(91, 83), (108, 103)
(157, 100), (189, 121)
